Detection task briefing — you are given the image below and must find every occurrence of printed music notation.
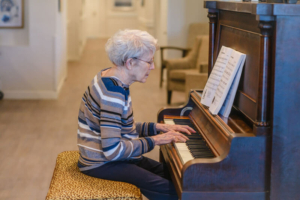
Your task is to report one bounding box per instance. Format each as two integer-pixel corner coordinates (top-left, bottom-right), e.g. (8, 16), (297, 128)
(201, 46), (233, 107)
(201, 46), (246, 117)
(210, 58), (236, 111)
(209, 50), (246, 116)
(219, 55), (246, 117)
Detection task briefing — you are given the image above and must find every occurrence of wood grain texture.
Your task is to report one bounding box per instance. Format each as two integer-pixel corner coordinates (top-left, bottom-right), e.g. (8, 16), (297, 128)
(159, 2), (300, 199)
(205, 2), (300, 199)
(269, 14), (300, 200)
(207, 10), (218, 76)
(157, 1), (300, 199)
(158, 90), (271, 199)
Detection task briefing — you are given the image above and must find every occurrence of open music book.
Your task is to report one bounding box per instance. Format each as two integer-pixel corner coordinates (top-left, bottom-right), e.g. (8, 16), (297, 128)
(201, 46), (246, 117)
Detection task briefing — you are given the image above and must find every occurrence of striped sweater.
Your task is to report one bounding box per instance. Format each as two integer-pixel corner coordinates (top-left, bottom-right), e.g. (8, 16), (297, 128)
(77, 68), (157, 171)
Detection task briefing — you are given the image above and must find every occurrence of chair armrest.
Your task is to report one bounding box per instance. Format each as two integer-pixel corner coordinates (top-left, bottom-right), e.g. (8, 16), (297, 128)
(185, 73), (208, 99)
(165, 58), (192, 71)
(160, 46), (191, 63)
(160, 46), (190, 52)
(199, 63), (209, 73)
(185, 73), (208, 90)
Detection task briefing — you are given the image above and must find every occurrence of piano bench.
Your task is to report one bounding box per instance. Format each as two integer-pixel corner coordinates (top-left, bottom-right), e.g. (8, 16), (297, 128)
(46, 151), (142, 200)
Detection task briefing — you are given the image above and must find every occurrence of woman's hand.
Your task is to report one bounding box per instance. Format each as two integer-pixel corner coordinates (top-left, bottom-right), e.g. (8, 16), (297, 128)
(156, 123), (196, 135)
(151, 130), (189, 146)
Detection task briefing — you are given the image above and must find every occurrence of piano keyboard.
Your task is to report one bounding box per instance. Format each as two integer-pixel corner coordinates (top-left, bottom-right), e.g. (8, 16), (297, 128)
(164, 118), (215, 164)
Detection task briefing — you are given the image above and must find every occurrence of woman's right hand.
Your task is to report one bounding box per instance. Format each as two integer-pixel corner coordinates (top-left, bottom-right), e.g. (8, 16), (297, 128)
(151, 131), (189, 146)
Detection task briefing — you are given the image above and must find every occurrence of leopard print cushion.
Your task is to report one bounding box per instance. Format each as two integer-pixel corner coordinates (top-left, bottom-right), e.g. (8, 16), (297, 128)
(46, 151), (142, 200)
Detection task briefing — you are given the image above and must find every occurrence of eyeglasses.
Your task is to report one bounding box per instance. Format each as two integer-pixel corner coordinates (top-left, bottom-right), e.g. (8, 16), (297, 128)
(132, 57), (154, 65)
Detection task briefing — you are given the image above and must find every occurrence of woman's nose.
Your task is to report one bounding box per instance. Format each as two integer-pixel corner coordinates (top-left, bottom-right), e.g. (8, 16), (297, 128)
(150, 63), (155, 70)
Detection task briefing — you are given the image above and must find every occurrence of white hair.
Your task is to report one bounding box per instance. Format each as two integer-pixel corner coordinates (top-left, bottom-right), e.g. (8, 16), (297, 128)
(105, 29), (158, 66)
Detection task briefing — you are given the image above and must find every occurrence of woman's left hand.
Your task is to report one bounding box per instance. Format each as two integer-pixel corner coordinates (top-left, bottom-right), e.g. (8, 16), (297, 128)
(156, 123), (196, 135)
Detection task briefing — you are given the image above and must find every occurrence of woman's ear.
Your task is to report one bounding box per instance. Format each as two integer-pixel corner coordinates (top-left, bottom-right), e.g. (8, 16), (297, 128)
(125, 58), (133, 70)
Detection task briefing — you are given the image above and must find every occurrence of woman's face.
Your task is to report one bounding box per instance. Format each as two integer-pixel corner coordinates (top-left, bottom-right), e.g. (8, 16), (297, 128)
(130, 53), (155, 83)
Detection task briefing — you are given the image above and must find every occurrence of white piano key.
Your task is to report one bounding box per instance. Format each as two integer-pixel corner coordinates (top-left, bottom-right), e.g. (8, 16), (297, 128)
(164, 118), (175, 125)
(164, 118), (194, 164)
(174, 142), (194, 164)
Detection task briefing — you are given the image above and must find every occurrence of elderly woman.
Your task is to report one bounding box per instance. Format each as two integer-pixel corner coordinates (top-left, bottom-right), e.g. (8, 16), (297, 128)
(77, 29), (195, 200)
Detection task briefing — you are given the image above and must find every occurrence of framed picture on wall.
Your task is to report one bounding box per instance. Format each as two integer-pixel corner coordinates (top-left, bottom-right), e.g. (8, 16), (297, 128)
(0, 0), (24, 28)
(112, 0), (135, 11)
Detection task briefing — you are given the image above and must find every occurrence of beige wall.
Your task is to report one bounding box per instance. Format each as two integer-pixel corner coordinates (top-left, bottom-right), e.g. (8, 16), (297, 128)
(166, 0), (209, 59)
(67, 0), (81, 61)
(67, 0), (210, 69)
(0, 0), (67, 99)
(66, 0), (156, 61)
(0, 0), (208, 99)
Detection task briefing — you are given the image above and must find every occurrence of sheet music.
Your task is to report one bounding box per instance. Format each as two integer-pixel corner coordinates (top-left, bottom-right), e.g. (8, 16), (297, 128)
(209, 51), (246, 115)
(219, 55), (246, 117)
(201, 46), (233, 107)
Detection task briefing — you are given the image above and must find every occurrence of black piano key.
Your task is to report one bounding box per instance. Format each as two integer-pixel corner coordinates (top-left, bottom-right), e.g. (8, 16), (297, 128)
(183, 134), (200, 138)
(192, 151), (214, 156)
(192, 154), (214, 158)
(187, 139), (203, 142)
(188, 145), (208, 149)
(188, 142), (207, 145)
(173, 119), (192, 124)
(189, 149), (211, 153)
(194, 155), (215, 158)
(190, 149), (212, 153)
(183, 132), (200, 136)
(187, 138), (203, 142)
(186, 141), (206, 144)
(187, 144), (207, 148)
(189, 145), (210, 149)
(188, 145), (210, 150)
(173, 118), (216, 158)
(187, 143), (207, 147)
(186, 135), (202, 139)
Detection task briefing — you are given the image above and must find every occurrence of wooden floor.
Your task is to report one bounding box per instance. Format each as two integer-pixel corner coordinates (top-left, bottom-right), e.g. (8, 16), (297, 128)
(0, 38), (185, 200)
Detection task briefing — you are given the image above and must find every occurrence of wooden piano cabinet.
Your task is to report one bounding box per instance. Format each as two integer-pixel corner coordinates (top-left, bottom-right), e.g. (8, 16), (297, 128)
(158, 2), (300, 199)
(180, 136), (270, 200)
(158, 91), (271, 199)
(204, 2), (300, 200)
(208, 10), (218, 76)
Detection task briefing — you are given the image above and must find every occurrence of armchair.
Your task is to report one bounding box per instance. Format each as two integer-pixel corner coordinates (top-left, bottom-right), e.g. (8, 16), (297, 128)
(160, 47), (190, 88)
(165, 35), (209, 104)
(159, 23), (209, 87)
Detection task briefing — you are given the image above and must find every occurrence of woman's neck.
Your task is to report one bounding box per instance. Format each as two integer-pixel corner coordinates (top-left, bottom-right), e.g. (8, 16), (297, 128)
(102, 66), (133, 86)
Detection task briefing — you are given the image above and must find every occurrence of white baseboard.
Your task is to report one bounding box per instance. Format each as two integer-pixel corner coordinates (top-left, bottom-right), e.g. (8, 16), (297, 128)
(3, 90), (58, 99)
(3, 75), (67, 100)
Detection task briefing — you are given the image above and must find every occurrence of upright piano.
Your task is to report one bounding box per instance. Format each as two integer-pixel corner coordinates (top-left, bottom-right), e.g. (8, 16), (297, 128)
(158, 2), (300, 200)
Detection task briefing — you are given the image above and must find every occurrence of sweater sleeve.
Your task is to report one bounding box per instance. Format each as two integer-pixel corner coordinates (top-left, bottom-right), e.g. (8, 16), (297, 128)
(96, 82), (155, 161)
(135, 122), (158, 137)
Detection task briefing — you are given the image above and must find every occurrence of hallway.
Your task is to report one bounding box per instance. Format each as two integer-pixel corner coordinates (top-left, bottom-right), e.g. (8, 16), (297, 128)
(0, 38), (185, 199)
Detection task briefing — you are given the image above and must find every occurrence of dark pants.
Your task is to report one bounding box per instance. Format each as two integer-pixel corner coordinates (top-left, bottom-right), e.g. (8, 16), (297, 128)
(82, 156), (178, 200)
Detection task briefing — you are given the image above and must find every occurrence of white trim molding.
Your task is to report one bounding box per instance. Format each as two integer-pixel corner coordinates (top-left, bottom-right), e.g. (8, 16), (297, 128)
(3, 90), (59, 99)
(3, 73), (67, 100)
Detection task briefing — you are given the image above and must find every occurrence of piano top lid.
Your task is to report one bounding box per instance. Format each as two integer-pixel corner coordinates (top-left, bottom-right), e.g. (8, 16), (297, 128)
(204, 1), (300, 16)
